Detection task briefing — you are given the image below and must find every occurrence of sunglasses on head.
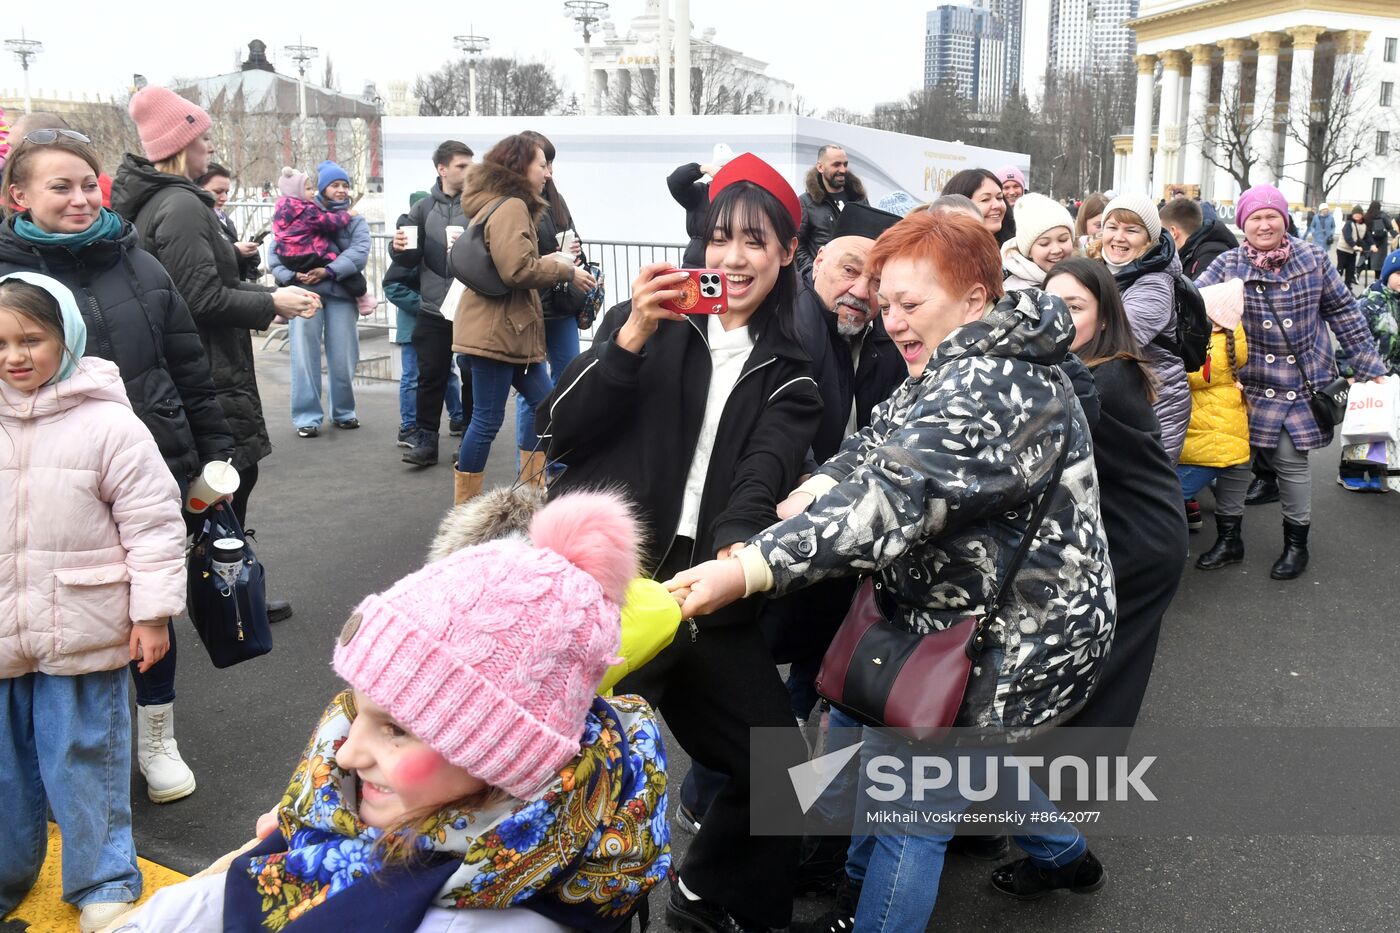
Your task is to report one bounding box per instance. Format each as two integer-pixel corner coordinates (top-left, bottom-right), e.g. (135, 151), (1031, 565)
(23, 129), (91, 145)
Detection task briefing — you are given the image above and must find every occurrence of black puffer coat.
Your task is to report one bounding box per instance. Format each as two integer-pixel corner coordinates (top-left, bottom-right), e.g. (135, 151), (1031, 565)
(0, 214), (235, 480)
(111, 154), (278, 471)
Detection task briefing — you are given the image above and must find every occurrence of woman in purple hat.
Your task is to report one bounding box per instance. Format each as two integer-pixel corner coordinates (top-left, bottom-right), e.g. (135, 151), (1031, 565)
(1194, 183), (1388, 579)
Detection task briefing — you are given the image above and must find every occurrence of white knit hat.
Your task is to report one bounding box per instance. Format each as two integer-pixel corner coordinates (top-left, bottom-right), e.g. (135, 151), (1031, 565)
(1101, 194), (1162, 243)
(1013, 193), (1076, 256)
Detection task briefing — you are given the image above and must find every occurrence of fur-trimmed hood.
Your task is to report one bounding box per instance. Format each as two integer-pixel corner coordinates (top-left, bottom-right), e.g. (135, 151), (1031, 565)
(459, 161), (549, 223)
(804, 165), (866, 203)
(427, 486), (547, 562)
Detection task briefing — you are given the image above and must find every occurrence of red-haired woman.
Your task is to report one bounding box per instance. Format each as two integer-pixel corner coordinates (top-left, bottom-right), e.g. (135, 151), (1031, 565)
(671, 211), (1115, 929)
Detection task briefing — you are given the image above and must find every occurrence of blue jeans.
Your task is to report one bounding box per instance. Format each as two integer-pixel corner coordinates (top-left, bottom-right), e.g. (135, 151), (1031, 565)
(514, 316), (580, 439)
(0, 670), (141, 913)
(399, 342), (464, 430)
(455, 354), (553, 472)
(1176, 464), (1222, 499)
(128, 623), (177, 706)
(290, 297), (360, 428)
(834, 713), (1085, 930)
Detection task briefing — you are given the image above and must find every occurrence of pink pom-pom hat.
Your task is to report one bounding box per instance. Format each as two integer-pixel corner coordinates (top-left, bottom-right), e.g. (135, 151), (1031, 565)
(333, 491), (638, 799)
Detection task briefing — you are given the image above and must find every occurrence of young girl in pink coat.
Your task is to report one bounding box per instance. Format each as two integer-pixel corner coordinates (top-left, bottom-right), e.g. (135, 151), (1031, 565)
(0, 271), (187, 932)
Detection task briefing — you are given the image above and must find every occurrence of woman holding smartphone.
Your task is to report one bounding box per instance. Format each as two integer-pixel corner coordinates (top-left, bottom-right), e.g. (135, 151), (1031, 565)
(538, 153), (821, 933)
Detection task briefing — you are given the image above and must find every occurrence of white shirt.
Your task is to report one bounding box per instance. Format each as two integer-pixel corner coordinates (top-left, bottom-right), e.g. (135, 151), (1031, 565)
(675, 315), (755, 542)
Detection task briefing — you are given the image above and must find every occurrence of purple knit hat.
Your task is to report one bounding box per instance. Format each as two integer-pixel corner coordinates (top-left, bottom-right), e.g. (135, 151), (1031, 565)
(1236, 184), (1289, 225)
(332, 492), (637, 799)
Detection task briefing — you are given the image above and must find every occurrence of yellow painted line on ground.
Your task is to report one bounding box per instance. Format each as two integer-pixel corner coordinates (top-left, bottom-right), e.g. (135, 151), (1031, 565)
(3, 824), (188, 932)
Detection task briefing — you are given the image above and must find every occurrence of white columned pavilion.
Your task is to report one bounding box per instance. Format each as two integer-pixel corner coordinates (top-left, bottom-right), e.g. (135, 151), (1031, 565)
(1181, 44), (1213, 189)
(1130, 53), (1157, 196)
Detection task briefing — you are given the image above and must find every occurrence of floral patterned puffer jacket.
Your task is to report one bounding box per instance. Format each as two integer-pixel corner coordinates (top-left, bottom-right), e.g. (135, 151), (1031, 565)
(749, 288), (1117, 731)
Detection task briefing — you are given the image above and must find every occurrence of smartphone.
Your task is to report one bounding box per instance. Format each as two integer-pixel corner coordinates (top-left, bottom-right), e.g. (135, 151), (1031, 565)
(252, 229), (271, 244)
(659, 269), (728, 315)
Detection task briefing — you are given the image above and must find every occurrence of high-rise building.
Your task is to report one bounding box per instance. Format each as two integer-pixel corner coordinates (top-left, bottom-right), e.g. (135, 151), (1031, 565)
(986, 0), (1024, 98)
(1047, 0), (1140, 75)
(924, 4), (1008, 113)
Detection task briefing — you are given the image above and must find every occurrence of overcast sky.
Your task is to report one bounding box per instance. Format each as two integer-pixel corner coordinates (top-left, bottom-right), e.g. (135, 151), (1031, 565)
(2, 1), (957, 116)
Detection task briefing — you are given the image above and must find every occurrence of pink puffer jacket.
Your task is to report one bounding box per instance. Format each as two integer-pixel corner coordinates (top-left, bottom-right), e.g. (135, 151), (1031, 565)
(0, 358), (186, 678)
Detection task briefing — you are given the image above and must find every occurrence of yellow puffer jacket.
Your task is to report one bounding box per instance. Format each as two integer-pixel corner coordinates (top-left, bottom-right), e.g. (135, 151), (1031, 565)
(1180, 325), (1250, 468)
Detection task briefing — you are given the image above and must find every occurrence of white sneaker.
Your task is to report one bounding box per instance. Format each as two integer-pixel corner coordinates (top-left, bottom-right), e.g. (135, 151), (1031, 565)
(137, 703), (197, 803)
(79, 900), (133, 931)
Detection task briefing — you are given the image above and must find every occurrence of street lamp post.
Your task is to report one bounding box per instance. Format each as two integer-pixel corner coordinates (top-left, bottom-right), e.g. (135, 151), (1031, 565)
(4, 30), (44, 114)
(284, 38), (319, 122)
(453, 32), (491, 118)
(565, 0), (608, 117)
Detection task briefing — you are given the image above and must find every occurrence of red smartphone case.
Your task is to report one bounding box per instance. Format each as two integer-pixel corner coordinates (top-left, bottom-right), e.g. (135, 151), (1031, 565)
(660, 269), (728, 314)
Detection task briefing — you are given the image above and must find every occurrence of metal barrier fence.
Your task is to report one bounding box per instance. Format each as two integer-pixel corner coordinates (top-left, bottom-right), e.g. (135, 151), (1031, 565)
(226, 202), (685, 345)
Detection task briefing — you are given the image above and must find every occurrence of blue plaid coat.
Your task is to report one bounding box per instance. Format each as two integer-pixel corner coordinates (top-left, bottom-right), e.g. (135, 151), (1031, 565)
(1196, 237), (1386, 450)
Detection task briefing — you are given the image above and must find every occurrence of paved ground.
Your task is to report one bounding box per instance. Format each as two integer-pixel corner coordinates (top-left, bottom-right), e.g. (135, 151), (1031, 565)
(44, 336), (1400, 931)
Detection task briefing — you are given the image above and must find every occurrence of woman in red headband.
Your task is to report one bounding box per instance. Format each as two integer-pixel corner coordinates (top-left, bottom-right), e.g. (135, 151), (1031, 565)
(539, 153), (821, 932)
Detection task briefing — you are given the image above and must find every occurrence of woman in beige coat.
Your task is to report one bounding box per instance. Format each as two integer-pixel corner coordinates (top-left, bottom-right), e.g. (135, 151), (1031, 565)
(447, 135), (596, 504)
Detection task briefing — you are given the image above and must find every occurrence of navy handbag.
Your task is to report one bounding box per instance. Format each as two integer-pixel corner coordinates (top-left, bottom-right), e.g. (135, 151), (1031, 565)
(187, 502), (272, 668)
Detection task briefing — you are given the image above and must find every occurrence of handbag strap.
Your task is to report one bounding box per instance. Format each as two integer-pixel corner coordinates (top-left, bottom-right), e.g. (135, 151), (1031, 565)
(471, 196), (510, 229)
(1262, 303), (1317, 394)
(967, 371), (1074, 657)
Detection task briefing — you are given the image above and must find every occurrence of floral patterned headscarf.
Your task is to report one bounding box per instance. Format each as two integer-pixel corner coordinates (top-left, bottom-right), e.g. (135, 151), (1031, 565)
(224, 690), (670, 932)
(1244, 237), (1292, 274)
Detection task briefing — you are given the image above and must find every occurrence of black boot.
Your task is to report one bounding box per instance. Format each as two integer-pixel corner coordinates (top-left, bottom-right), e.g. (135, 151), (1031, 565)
(266, 600), (294, 623)
(795, 835), (849, 895)
(990, 849), (1105, 900)
(791, 877), (859, 933)
(1195, 515), (1244, 570)
(947, 833), (1010, 860)
(1245, 474), (1279, 505)
(666, 879), (770, 932)
(1270, 520), (1310, 579)
(402, 430), (439, 467)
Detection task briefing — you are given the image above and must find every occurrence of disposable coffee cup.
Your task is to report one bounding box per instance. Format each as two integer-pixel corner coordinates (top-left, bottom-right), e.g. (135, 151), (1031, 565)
(210, 537), (245, 589)
(186, 461), (241, 514)
(445, 225), (465, 251)
(399, 225), (419, 250)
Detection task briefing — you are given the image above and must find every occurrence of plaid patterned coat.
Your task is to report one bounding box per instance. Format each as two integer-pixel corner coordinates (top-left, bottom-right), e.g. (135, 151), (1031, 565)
(1195, 237), (1386, 450)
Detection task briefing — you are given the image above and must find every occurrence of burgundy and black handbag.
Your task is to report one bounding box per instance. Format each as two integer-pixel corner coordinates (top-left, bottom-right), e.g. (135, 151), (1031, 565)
(815, 429), (1070, 741)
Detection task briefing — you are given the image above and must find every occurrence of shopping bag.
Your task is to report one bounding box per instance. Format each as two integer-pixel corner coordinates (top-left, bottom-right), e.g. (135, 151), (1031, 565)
(1339, 380), (1400, 445)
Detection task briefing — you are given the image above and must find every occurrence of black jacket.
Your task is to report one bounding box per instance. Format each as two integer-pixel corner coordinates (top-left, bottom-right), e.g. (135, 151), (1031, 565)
(0, 214), (235, 480)
(217, 213), (264, 282)
(1179, 218), (1238, 279)
(796, 168), (868, 278)
(539, 301), (822, 620)
(387, 178), (469, 318)
(667, 162), (710, 269)
(793, 283), (906, 464)
(111, 153), (278, 471)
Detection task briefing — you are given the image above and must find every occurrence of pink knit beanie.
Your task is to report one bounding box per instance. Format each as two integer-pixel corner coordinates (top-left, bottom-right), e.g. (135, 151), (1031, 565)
(995, 164), (1027, 189)
(1235, 183), (1289, 226)
(278, 166), (309, 199)
(128, 86), (212, 162)
(332, 491), (637, 799)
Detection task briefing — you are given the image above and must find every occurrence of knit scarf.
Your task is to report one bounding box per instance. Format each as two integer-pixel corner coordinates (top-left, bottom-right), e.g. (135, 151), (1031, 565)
(224, 690), (670, 933)
(13, 206), (123, 249)
(1244, 237), (1292, 274)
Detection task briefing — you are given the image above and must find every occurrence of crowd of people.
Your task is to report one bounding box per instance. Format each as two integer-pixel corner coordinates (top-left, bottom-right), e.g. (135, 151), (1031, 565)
(1, 81), (1399, 933)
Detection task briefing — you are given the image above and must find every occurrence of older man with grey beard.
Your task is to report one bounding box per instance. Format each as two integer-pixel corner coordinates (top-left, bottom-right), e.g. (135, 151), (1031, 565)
(795, 202), (907, 462)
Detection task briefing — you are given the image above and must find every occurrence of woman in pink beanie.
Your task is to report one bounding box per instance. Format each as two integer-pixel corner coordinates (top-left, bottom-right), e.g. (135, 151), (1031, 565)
(107, 491), (671, 933)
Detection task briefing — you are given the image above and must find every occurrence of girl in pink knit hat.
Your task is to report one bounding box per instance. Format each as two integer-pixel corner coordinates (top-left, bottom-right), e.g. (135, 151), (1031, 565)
(109, 491), (670, 933)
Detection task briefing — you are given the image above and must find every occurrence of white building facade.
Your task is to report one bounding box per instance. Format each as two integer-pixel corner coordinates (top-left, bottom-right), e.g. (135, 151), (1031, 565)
(1113, 0), (1399, 210)
(580, 1), (792, 117)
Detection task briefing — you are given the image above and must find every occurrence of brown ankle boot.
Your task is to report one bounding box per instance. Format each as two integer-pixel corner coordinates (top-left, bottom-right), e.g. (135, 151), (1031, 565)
(453, 468), (484, 506)
(518, 450), (548, 488)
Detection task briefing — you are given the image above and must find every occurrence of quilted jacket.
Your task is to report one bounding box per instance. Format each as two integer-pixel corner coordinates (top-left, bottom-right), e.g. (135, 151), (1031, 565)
(0, 358), (186, 678)
(747, 289), (1116, 731)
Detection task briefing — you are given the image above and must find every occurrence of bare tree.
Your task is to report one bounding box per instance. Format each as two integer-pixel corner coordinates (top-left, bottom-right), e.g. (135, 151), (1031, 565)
(1195, 82), (1271, 193)
(1283, 58), (1396, 203)
(1039, 61), (1136, 196)
(413, 57), (562, 117)
(688, 44), (774, 115)
(322, 56), (338, 92)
